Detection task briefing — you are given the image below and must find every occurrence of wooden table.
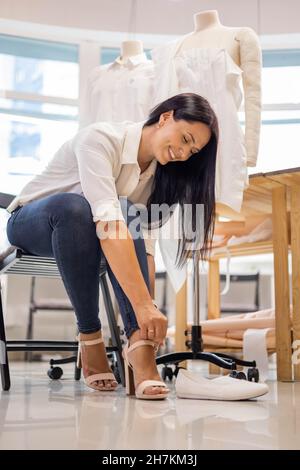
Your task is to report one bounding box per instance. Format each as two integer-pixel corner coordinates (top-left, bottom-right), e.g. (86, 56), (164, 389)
(175, 167), (300, 382)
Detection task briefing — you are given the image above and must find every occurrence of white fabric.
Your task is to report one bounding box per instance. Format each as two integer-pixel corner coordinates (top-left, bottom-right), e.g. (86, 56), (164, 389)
(210, 217), (273, 259)
(80, 53), (155, 128)
(243, 328), (272, 382)
(151, 36), (250, 289)
(152, 37), (248, 213)
(6, 121), (157, 257)
(158, 205), (187, 293)
(227, 217), (272, 246)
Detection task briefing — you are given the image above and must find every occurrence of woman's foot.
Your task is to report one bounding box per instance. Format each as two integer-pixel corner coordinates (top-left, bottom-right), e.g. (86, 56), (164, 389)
(127, 330), (169, 397)
(78, 330), (118, 391)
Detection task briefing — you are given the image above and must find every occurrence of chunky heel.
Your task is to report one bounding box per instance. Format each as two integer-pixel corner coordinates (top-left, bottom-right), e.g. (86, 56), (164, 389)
(124, 359), (135, 396)
(123, 340), (169, 400)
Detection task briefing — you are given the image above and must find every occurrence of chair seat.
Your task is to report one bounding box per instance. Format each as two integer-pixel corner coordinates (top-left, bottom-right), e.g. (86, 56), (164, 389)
(0, 209), (16, 263)
(0, 207), (107, 275)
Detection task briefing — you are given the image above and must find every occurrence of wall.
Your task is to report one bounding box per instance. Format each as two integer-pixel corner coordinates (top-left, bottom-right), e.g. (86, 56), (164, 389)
(0, 0), (300, 36)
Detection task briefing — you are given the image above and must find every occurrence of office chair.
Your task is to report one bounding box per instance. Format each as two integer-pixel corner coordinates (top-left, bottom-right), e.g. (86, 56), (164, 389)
(220, 273), (260, 314)
(0, 192), (124, 391)
(25, 276), (76, 362)
(155, 271), (168, 315)
(157, 251), (259, 382)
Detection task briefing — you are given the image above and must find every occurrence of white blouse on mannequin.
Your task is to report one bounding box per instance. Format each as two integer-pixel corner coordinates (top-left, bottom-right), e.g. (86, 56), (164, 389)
(152, 10), (262, 169)
(80, 42), (155, 128)
(150, 11), (262, 292)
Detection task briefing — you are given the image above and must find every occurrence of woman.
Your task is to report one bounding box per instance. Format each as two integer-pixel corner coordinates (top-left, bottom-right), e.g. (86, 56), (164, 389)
(6, 93), (218, 400)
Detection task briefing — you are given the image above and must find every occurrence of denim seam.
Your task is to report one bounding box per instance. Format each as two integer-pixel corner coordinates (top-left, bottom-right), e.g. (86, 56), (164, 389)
(52, 227), (101, 333)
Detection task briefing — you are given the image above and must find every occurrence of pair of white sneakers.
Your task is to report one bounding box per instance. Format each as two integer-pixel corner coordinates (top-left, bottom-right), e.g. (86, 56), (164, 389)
(175, 369), (269, 401)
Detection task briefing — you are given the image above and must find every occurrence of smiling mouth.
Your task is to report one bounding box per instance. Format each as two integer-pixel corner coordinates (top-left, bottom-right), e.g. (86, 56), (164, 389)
(168, 146), (176, 161)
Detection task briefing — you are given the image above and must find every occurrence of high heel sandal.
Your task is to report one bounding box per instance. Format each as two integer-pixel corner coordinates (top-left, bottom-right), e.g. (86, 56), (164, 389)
(76, 335), (117, 391)
(123, 340), (169, 400)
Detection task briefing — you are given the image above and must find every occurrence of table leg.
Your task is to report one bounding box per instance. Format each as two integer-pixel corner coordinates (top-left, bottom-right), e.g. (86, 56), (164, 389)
(272, 185), (292, 381)
(291, 185), (300, 380)
(208, 259), (220, 320)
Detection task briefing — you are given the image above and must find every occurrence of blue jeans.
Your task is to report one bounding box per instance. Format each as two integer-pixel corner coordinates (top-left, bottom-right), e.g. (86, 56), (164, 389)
(6, 193), (150, 337)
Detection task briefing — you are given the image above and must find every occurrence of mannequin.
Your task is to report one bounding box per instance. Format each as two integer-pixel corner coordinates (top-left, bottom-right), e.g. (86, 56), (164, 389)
(79, 39), (154, 127)
(179, 10), (262, 167)
(151, 9), (262, 293)
(120, 40), (144, 63)
(193, 9), (221, 30)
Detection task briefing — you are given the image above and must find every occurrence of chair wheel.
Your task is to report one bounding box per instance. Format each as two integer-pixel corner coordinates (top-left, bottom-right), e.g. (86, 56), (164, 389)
(247, 367), (259, 382)
(229, 370), (247, 380)
(47, 367), (63, 380)
(174, 365), (184, 378)
(161, 366), (174, 381)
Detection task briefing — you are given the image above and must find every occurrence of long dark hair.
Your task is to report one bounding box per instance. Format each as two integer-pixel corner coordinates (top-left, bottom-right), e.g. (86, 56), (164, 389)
(145, 93), (219, 267)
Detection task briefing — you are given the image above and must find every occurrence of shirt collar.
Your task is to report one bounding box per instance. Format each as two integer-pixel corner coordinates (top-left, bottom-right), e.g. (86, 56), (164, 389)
(113, 52), (149, 67)
(121, 121), (157, 177)
(139, 158), (157, 180)
(121, 121), (145, 164)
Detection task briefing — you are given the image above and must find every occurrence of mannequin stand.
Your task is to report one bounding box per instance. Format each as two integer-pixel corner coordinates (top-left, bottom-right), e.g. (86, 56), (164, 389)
(156, 251), (260, 382)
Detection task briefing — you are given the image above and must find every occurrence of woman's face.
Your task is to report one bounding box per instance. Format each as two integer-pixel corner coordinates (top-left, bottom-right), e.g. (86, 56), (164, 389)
(152, 111), (212, 165)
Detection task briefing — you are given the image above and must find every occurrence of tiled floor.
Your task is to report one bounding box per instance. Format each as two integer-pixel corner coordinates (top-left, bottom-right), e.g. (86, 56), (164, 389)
(0, 362), (300, 450)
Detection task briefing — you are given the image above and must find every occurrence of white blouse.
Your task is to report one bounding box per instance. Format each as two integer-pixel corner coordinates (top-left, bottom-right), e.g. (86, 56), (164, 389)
(80, 53), (155, 128)
(6, 121), (158, 257)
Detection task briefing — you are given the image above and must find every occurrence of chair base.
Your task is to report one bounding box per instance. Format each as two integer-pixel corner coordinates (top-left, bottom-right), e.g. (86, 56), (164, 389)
(0, 250), (125, 391)
(156, 325), (258, 382)
(0, 340), (124, 391)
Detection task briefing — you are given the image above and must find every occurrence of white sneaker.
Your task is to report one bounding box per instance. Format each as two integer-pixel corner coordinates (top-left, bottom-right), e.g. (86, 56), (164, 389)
(175, 369), (269, 401)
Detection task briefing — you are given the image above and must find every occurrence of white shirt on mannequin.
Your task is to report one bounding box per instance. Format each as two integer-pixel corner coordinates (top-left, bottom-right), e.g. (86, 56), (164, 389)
(151, 10), (262, 292)
(80, 41), (155, 128)
(182, 10), (261, 168)
(152, 10), (262, 169)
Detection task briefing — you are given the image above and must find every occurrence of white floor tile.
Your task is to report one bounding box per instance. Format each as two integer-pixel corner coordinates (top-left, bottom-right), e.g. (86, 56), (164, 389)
(1, 361), (300, 450)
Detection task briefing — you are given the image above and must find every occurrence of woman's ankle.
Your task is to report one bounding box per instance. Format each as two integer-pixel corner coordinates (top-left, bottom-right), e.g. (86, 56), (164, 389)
(79, 329), (102, 341)
(128, 329), (141, 345)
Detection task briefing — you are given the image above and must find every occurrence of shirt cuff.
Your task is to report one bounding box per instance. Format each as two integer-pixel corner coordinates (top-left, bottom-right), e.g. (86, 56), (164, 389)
(91, 200), (125, 223)
(144, 237), (156, 257)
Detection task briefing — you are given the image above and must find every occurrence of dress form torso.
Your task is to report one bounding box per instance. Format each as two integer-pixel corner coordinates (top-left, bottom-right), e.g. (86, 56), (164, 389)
(179, 25), (241, 66)
(176, 10), (262, 168)
(179, 11), (240, 63)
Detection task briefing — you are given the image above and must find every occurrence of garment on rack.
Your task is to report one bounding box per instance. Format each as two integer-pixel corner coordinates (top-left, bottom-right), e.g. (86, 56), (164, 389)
(152, 39), (248, 212)
(80, 53), (155, 127)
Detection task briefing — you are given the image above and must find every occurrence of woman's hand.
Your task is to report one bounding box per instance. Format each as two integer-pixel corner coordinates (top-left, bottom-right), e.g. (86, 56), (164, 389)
(135, 304), (168, 346)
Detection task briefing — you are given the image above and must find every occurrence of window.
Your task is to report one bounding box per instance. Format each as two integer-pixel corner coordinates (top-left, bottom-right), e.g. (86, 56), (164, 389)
(0, 34), (79, 194)
(100, 47), (119, 65)
(249, 49), (300, 173)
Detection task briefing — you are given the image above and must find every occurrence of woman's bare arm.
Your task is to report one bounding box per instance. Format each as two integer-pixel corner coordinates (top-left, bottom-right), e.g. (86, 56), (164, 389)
(147, 254), (155, 299)
(97, 220), (167, 343)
